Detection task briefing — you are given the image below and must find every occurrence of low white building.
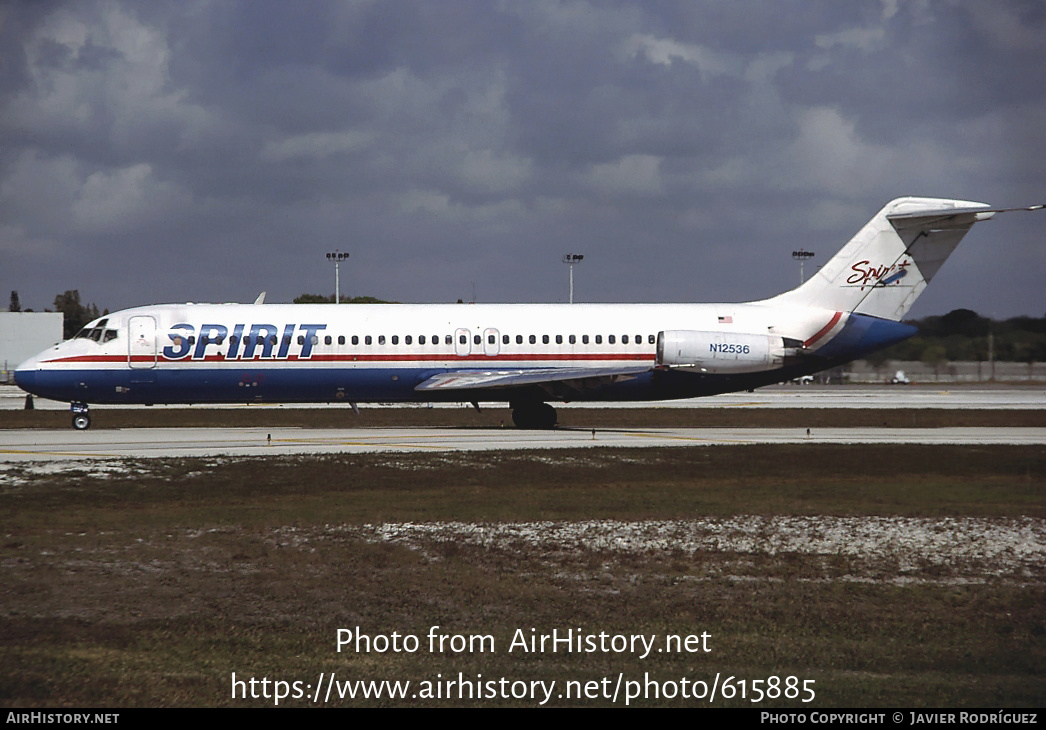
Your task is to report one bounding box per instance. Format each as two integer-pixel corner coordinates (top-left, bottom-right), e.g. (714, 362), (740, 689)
(0, 312), (63, 383)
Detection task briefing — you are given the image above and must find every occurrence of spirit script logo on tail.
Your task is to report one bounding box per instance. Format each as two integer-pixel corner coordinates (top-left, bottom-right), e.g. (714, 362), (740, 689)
(846, 259), (911, 290)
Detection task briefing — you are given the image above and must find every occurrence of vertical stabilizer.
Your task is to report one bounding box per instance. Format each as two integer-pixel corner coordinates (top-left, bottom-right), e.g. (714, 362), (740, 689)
(768, 197), (992, 321)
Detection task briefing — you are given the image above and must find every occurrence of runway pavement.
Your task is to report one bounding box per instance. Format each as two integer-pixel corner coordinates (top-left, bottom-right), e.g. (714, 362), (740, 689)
(2, 426), (1044, 462)
(2, 383), (1044, 411)
(3, 384), (1043, 463)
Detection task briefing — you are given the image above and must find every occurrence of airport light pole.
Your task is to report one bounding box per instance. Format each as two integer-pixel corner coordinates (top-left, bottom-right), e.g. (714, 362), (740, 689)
(792, 249), (815, 285)
(562, 253), (584, 304)
(326, 251), (349, 303)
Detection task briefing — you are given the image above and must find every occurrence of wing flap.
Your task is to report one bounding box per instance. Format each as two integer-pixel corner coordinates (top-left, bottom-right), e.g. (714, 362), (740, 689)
(415, 365), (652, 393)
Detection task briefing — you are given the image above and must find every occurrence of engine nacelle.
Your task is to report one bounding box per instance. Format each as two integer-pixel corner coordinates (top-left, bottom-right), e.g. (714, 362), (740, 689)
(656, 330), (798, 373)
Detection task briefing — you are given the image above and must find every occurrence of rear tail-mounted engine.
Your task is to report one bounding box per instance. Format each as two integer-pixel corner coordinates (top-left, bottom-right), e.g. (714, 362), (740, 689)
(656, 330), (805, 373)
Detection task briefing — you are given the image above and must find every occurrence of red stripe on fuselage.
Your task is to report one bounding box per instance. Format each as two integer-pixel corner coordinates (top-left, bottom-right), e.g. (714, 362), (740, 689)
(43, 352), (657, 365)
(803, 311), (843, 348)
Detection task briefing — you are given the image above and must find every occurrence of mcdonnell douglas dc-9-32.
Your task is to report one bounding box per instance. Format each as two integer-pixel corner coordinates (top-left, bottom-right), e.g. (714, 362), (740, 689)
(14, 197), (1044, 430)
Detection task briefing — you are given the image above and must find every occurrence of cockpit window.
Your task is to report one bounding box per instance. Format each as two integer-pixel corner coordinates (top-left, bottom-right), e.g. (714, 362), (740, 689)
(74, 322), (118, 343)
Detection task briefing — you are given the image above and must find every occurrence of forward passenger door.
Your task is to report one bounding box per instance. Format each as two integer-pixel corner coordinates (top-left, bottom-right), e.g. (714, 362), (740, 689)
(127, 316), (157, 369)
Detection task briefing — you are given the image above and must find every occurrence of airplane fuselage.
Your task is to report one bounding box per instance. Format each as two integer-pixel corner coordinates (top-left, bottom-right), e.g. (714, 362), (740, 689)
(17, 197), (1041, 428)
(16, 301), (905, 408)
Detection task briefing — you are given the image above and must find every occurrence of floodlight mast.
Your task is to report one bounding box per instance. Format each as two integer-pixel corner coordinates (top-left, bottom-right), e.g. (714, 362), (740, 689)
(562, 253), (584, 304)
(326, 251), (349, 303)
(792, 249), (815, 285)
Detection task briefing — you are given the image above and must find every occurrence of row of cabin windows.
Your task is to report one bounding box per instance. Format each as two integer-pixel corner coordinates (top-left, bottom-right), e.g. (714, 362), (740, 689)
(186, 333), (659, 347)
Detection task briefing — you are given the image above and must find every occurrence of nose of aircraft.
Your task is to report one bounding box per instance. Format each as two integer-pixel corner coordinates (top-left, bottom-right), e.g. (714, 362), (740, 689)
(13, 355), (39, 392)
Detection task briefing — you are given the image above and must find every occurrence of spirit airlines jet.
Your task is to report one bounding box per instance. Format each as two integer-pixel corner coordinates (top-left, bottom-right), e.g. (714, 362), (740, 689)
(14, 197), (1043, 430)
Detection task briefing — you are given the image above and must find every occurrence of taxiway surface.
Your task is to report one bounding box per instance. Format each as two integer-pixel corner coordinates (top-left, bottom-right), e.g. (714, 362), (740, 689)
(2, 426), (1044, 462)
(2, 384), (1044, 411)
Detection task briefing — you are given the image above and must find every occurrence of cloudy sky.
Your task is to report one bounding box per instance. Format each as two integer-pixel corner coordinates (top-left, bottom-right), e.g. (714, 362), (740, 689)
(2, 0), (1043, 317)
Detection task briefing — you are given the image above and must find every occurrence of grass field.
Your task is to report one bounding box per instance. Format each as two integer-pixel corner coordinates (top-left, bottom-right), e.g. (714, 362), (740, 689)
(2, 425), (1045, 707)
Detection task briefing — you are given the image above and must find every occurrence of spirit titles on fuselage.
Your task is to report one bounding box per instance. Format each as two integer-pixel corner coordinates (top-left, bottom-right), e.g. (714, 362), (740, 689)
(163, 323), (327, 361)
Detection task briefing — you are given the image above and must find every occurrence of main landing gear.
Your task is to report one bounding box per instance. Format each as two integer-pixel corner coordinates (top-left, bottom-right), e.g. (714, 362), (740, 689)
(510, 402), (558, 430)
(71, 403), (91, 430)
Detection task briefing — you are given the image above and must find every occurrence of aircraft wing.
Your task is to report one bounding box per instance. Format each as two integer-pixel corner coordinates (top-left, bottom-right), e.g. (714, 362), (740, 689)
(415, 365), (653, 393)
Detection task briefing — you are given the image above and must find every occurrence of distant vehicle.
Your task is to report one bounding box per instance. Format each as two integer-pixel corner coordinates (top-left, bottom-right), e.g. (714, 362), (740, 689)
(890, 370), (911, 385)
(14, 197), (1043, 430)
(792, 375), (815, 384)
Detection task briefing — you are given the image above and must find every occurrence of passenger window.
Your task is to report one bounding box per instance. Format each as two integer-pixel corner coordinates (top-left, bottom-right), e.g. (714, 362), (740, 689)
(445, 335), (452, 345)
(569, 335), (576, 344)
(582, 335), (589, 344)
(516, 335), (523, 345)
(488, 334), (495, 344)
(474, 334), (481, 345)
(189, 336), (197, 345)
(405, 335), (412, 345)
(297, 335), (305, 345)
(324, 335), (332, 345)
(391, 335), (399, 345)
(311, 335), (319, 345)
(648, 334), (655, 344)
(269, 335), (278, 346)
(378, 335), (385, 345)
(419, 335), (426, 345)
(622, 335), (629, 344)
(529, 335), (536, 344)
(459, 334), (467, 345)
(433, 335), (439, 345)
(608, 335), (615, 344)
(365, 336), (372, 345)
(555, 335), (562, 344)
(502, 334), (509, 344)
(341, 336), (348, 345)
(595, 335), (602, 344)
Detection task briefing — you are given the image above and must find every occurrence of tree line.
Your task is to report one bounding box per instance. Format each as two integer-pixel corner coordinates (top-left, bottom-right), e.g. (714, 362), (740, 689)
(7, 290), (392, 338)
(869, 308), (1046, 365)
(9, 290), (106, 339)
(292, 293), (392, 304)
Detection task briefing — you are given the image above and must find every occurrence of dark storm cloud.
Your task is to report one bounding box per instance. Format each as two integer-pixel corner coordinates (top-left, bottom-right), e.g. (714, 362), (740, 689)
(1, 0), (1043, 316)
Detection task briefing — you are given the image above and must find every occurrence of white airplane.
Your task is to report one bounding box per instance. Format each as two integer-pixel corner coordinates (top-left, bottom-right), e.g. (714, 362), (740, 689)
(14, 196), (1043, 430)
